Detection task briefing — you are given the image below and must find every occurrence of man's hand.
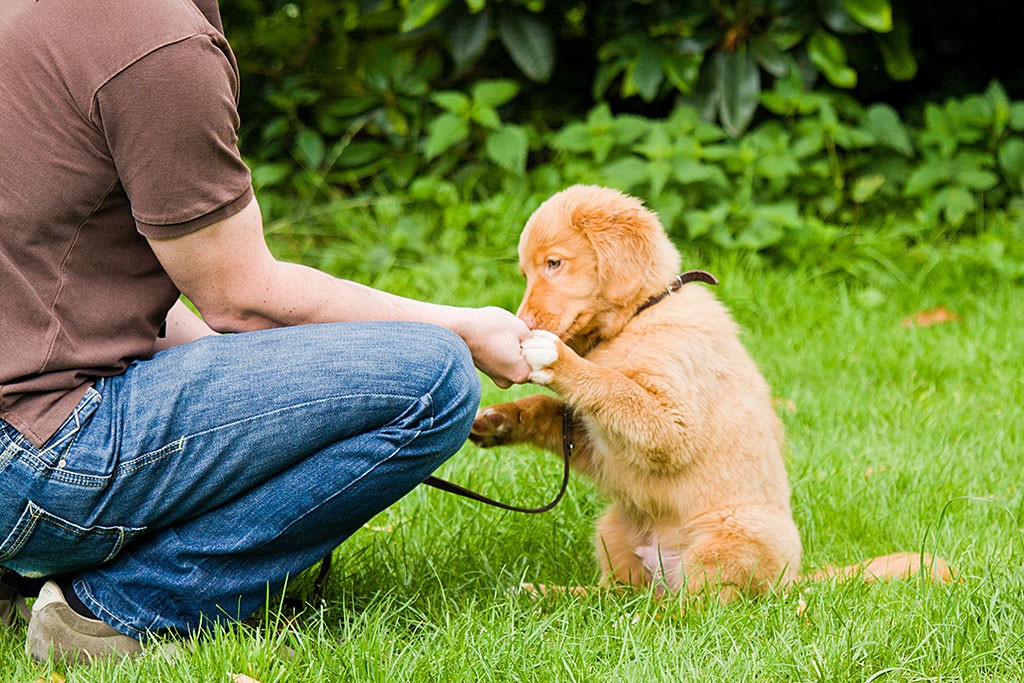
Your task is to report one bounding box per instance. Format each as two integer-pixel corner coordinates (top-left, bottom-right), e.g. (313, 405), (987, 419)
(451, 307), (533, 388)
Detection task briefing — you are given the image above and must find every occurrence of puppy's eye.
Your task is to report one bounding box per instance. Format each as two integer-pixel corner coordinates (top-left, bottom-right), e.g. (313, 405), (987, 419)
(546, 259), (563, 271)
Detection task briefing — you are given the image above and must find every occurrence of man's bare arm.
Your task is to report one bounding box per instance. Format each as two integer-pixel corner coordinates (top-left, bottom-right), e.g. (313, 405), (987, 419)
(146, 197), (532, 387)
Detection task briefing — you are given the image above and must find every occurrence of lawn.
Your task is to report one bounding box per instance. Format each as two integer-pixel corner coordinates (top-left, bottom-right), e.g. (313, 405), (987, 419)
(3, 237), (1022, 682)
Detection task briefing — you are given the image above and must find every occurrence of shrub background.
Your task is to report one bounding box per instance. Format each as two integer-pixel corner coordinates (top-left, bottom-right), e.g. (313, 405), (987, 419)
(218, 0), (1024, 284)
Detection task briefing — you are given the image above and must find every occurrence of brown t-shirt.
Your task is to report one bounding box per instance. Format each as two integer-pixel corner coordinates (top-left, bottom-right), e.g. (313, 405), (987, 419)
(0, 0), (253, 447)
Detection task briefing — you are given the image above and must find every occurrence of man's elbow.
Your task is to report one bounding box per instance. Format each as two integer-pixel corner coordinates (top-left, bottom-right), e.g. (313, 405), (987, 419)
(196, 300), (278, 334)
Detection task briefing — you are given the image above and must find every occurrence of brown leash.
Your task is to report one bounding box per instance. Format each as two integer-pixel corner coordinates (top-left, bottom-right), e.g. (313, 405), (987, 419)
(310, 271), (717, 602)
(422, 406), (575, 513)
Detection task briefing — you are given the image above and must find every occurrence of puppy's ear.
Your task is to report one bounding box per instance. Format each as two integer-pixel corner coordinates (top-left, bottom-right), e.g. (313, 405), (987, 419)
(571, 205), (658, 305)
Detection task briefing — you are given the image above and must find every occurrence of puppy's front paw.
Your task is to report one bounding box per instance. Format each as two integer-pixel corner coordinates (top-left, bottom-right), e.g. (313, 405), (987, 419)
(469, 404), (518, 447)
(521, 330), (560, 385)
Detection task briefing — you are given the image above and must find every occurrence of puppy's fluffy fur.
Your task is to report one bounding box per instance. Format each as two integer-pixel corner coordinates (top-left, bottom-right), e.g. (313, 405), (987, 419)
(472, 185), (949, 600)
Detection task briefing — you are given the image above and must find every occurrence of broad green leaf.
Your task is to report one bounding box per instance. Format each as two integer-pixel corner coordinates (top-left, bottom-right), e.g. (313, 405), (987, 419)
(423, 113), (469, 159)
(998, 138), (1024, 183)
(767, 18), (805, 51)
(447, 8), (490, 71)
(634, 126), (673, 161)
(563, 103), (637, 163)
(1010, 103), (1024, 131)
(485, 125), (530, 173)
(472, 80), (520, 108)
(550, 122), (592, 153)
(590, 135), (616, 165)
(335, 141), (388, 168)
(862, 104), (913, 156)
(386, 154), (418, 188)
(684, 204), (730, 239)
(755, 154), (801, 180)
(822, 0), (867, 35)
(648, 159), (672, 196)
(713, 49), (761, 138)
(935, 186), (976, 226)
(808, 32), (857, 88)
(600, 156), (649, 191)
(842, 0), (893, 32)
(750, 36), (790, 77)
(585, 102), (615, 131)
(755, 202), (801, 226)
(260, 116), (289, 144)
(649, 194), (684, 232)
(496, 9), (555, 82)
(700, 144), (737, 163)
(760, 91), (792, 116)
(737, 203), (801, 250)
(294, 128), (325, 168)
(920, 103), (959, 157)
(383, 107), (410, 136)
(662, 52), (703, 95)
(760, 65), (822, 116)
(611, 115), (652, 146)
(876, 22), (917, 80)
(736, 218), (784, 250)
(986, 81), (1011, 138)
(791, 129), (825, 158)
(625, 43), (664, 102)
(694, 121), (727, 144)
(903, 161), (950, 197)
(851, 174), (886, 203)
(464, 0), (485, 12)
(673, 158), (729, 187)
(955, 165), (998, 192)
(401, 0), (453, 32)
(469, 105), (502, 130)
(430, 91), (471, 114)
(325, 96), (379, 118)
(666, 102), (700, 133)
(955, 96), (994, 133)
(251, 162), (291, 189)
(593, 60), (627, 100)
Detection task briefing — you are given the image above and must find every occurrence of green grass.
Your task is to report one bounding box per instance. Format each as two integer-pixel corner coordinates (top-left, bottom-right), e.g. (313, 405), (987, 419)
(4, 242), (1023, 682)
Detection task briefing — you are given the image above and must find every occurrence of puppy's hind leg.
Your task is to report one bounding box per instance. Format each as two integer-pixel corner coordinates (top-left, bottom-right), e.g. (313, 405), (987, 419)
(595, 505), (655, 590)
(522, 505), (647, 599)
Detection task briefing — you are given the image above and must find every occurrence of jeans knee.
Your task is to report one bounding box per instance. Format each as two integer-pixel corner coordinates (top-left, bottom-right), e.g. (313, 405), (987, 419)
(418, 325), (480, 439)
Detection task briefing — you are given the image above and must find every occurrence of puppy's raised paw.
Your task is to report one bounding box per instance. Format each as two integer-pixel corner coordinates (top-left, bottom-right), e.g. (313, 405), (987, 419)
(521, 330), (560, 385)
(469, 405), (517, 447)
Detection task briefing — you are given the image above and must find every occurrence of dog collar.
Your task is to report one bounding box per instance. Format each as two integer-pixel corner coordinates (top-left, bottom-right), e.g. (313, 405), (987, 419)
(634, 270), (719, 317)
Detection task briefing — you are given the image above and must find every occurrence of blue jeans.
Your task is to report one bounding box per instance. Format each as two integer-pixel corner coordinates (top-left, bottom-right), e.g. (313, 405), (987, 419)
(0, 322), (480, 638)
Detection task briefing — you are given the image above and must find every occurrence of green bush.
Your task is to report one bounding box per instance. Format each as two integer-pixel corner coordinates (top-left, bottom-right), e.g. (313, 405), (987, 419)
(223, 1), (1024, 283)
(224, 0), (914, 167)
(260, 74), (1024, 279)
(400, 0), (914, 137)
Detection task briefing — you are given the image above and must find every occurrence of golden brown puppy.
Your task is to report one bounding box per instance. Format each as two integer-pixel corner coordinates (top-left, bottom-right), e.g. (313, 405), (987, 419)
(471, 184), (950, 601)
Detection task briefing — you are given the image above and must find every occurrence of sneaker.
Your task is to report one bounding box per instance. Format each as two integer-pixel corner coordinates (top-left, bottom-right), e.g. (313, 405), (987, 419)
(26, 581), (143, 664)
(1, 584), (30, 626)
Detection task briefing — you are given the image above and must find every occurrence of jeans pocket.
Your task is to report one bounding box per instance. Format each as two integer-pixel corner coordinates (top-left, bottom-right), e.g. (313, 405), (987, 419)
(0, 501), (144, 579)
(30, 386), (116, 483)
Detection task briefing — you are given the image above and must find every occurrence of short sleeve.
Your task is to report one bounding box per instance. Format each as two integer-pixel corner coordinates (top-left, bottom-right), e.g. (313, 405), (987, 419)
(94, 35), (253, 239)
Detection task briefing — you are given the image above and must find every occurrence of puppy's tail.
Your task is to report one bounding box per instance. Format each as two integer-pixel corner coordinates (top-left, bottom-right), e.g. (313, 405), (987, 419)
(799, 552), (955, 584)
